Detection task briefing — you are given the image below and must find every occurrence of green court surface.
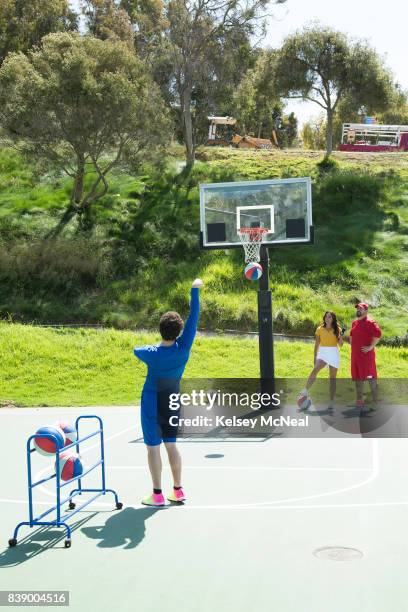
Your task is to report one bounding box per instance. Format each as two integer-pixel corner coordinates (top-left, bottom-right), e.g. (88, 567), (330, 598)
(1, 406), (408, 612)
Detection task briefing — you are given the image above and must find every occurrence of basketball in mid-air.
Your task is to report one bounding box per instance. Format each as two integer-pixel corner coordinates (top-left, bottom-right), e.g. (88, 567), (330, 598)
(244, 262), (263, 280)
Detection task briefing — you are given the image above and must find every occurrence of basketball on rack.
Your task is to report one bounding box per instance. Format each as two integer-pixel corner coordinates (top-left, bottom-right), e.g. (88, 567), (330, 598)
(244, 262), (263, 280)
(56, 451), (84, 481)
(53, 421), (77, 447)
(34, 425), (66, 456)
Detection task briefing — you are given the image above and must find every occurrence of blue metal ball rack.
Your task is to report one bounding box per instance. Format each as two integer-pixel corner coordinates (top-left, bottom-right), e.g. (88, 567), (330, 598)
(8, 415), (122, 549)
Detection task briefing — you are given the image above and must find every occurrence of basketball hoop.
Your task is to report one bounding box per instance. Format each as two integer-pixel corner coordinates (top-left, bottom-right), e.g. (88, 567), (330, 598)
(238, 227), (269, 263)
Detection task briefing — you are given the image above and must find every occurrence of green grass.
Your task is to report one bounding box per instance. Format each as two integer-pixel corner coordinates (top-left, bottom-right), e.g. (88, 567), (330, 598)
(0, 323), (406, 407)
(195, 147), (408, 179)
(0, 146), (407, 341)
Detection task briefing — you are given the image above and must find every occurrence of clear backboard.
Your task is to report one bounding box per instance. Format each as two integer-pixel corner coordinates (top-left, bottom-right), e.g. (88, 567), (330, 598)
(199, 177), (313, 249)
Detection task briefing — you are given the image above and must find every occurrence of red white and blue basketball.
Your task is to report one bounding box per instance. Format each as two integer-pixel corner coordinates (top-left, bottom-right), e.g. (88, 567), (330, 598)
(297, 394), (312, 411)
(57, 452), (84, 482)
(34, 425), (66, 456)
(244, 262), (263, 280)
(53, 421), (77, 448)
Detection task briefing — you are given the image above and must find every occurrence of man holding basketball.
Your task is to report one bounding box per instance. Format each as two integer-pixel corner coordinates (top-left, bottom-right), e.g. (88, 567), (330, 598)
(350, 303), (382, 410)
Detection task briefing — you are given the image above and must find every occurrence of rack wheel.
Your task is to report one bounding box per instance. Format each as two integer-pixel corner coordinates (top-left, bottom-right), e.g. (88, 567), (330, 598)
(64, 539), (72, 548)
(116, 502), (123, 510)
(69, 502), (76, 510)
(8, 538), (17, 547)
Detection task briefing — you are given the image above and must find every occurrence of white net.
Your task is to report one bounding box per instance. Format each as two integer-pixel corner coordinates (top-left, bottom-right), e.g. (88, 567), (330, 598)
(238, 228), (268, 263)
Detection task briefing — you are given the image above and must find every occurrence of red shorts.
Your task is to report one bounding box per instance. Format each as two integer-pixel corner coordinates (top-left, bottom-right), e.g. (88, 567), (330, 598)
(351, 352), (377, 380)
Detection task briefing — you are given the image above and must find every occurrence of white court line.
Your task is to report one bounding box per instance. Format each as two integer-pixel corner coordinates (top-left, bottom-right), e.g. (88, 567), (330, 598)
(2, 438), (384, 511)
(3, 499), (408, 510)
(149, 498), (408, 510)
(107, 466), (372, 472)
(138, 440), (380, 510)
(235, 438), (379, 507)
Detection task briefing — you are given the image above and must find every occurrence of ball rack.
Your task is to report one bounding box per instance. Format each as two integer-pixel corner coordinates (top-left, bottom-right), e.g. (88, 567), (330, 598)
(8, 415), (122, 549)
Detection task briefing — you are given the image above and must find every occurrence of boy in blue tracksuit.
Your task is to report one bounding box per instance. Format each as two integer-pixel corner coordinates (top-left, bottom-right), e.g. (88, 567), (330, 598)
(134, 279), (202, 506)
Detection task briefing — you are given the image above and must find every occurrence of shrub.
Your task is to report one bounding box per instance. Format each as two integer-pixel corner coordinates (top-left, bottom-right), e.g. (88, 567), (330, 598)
(314, 171), (385, 219)
(316, 155), (339, 174)
(0, 238), (109, 299)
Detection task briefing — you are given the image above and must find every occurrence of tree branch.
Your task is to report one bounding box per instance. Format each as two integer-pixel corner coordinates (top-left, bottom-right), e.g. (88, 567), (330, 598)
(332, 91), (342, 112)
(81, 139), (128, 208)
(311, 85), (327, 105)
(286, 94), (328, 110)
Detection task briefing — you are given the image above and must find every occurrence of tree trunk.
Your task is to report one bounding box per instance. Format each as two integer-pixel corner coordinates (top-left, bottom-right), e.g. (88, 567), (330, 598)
(45, 205), (78, 238)
(77, 206), (94, 233)
(181, 84), (195, 167)
(47, 154), (85, 237)
(326, 108), (333, 156)
(72, 154), (85, 204)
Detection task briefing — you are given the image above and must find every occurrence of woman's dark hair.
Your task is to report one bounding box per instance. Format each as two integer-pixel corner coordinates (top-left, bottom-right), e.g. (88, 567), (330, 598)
(159, 311), (184, 340)
(322, 311), (340, 339)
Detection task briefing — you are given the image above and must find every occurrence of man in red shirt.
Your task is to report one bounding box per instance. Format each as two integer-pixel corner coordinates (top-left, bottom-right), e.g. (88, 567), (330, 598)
(350, 303), (382, 410)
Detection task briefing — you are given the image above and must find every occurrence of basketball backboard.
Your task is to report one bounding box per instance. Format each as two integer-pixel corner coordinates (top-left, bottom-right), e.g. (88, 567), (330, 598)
(199, 177), (313, 249)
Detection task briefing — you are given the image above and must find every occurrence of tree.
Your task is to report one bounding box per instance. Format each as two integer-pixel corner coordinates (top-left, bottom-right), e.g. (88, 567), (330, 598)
(274, 25), (395, 155)
(232, 49), (298, 145)
(191, 29), (259, 146)
(120, 0), (168, 57)
(81, 0), (166, 56)
(155, 0), (287, 166)
(0, 33), (170, 233)
(377, 86), (408, 125)
(301, 115), (326, 150)
(0, 0), (77, 64)
(81, 0), (134, 48)
(233, 49), (278, 137)
(277, 111), (298, 148)
(233, 50), (297, 148)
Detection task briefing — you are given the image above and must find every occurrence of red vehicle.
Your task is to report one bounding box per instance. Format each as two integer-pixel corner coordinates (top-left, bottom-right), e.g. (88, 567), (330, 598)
(339, 123), (408, 152)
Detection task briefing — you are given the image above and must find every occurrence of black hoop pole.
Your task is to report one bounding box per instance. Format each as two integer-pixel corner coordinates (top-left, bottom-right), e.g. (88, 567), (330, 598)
(258, 246), (275, 397)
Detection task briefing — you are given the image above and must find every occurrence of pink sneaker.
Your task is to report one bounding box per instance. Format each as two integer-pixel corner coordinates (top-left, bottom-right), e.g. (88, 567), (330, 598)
(167, 488), (186, 503)
(141, 492), (165, 506)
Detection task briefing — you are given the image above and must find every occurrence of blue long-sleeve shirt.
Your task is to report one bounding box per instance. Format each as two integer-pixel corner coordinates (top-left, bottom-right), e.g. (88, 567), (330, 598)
(134, 288), (200, 392)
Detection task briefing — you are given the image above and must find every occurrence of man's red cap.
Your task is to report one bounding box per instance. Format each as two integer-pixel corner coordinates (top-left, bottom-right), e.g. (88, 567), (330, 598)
(355, 302), (369, 310)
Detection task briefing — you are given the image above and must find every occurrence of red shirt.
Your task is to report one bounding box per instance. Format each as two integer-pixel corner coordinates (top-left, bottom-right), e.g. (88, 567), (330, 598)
(350, 316), (381, 356)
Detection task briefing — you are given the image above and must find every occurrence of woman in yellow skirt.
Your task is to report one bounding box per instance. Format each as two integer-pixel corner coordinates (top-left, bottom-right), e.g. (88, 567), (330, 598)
(299, 311), (344, 410)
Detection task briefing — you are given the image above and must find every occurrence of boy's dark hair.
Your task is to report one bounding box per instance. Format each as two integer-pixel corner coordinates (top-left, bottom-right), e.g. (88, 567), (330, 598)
(159, 311), (184, 340)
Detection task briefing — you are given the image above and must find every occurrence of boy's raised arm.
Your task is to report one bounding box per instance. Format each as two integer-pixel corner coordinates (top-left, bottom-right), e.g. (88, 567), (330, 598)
(178, 279), (203, 350)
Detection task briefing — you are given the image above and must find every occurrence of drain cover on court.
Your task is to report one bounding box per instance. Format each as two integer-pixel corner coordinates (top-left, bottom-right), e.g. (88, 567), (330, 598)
(313, 546), (364, 561)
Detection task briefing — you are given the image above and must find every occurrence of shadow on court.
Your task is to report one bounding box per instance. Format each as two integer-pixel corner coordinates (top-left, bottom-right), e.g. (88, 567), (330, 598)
(0, 508), (162, 563)
(305, 407), (334, 417)
(0, 515), (95, 568)
(81, 507), (161, 549)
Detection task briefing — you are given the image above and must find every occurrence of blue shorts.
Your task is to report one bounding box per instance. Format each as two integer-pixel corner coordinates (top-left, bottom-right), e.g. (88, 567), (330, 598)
(140, 388), (180, 446)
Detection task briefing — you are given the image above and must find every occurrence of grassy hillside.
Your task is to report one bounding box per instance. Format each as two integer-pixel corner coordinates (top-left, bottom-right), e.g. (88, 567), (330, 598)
(1, 323), (407, 406)
(0, 146), (407, 342)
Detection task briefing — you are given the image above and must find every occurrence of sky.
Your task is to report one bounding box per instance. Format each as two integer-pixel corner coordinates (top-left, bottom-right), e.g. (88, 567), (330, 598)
(265, 0), (408, 125)
(70, 0), (407, 126)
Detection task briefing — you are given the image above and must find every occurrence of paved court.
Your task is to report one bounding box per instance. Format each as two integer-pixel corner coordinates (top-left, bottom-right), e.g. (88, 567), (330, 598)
(1, 406), (408, 612)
